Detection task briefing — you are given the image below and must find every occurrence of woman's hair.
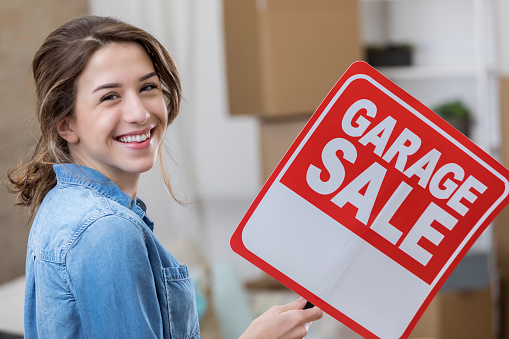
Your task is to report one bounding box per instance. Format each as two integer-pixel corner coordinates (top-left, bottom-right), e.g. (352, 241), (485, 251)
(7, 15), (182, 220)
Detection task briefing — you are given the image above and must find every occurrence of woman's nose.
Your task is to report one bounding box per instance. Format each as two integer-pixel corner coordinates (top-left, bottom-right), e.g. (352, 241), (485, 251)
(123, 94), (149, 124)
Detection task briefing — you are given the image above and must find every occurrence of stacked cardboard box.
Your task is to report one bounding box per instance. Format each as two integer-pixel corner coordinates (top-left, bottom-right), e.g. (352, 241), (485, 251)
(258, 114), (310, 181)
(223, 0), (362, 182)
(410, 288), (494, 339)
(223, 0), (362, 117)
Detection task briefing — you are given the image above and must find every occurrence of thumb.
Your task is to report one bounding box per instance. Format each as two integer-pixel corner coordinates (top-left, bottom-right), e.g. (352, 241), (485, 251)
(279, 297), (308, 312)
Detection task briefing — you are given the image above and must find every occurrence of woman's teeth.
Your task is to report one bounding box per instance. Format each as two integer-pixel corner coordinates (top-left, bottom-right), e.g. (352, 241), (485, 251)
(118, 131), (151, 143)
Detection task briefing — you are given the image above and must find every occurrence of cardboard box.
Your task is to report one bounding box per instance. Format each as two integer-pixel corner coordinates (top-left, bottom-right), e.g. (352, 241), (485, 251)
(410, 288), (494, 339)
(259, 115), (311, 181)
(410, 251), (494, 338)
(223, 0), (362, 117)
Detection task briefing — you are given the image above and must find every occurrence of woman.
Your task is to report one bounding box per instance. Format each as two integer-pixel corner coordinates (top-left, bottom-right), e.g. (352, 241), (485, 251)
(7, 16), (322, 338)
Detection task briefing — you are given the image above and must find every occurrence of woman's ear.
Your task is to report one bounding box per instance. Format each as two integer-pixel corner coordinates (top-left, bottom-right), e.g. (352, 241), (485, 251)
(57, 117), (79, 144)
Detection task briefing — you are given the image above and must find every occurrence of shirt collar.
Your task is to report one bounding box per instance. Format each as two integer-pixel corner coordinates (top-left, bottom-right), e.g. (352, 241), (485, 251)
(53, 164), (151, 225)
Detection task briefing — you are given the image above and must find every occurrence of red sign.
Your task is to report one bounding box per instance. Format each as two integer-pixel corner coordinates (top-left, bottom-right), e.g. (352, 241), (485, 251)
(231, 61), (509, 339)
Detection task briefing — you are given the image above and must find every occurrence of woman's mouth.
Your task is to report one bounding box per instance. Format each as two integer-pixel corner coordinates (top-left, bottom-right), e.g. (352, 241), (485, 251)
(116, 129), (153, 143)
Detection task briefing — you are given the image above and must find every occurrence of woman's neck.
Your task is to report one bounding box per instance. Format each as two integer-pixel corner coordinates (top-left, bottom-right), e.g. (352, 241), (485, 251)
(110, 172), (140, 201)
(70, 157), (140, 201)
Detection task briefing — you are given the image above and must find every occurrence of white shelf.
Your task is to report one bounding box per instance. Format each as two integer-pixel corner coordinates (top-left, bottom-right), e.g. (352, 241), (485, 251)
(362, 0), (467, 2)
(376, 66), (482, 80)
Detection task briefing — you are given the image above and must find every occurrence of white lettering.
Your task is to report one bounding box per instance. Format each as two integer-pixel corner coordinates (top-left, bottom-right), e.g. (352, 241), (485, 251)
(382, 128), (421, 172)
(306, 138), (357, 195)
(399, 202), (458, 265)
(331, 162), (387, 224)
(371, 181), (413, 244)
(447, 175), (487, 216)
(429, 163), (465, 200)
(342, 99), (377, 137)
(359, 115), (397, 156)
(403, 149), (441, 189)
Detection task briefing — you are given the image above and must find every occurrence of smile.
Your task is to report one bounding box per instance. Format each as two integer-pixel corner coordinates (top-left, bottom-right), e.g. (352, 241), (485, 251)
(117, 130), (151, 143)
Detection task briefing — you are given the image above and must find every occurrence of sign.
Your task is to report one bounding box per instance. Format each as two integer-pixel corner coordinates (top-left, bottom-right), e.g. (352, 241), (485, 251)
(231, 61), (509, 339)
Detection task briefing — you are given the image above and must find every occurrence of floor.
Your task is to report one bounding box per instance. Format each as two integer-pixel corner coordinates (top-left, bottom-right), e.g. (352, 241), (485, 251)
(0, 333), (23, 339)
(0, 276), (24, 337)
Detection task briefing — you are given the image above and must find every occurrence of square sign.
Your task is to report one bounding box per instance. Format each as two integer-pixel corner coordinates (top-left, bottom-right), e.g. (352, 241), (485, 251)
(231, 61), (509, 338)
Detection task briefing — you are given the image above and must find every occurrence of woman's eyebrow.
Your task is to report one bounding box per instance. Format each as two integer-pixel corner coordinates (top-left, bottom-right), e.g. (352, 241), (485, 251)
(92, 72), (157, 93)
(139, 72), (157, 82)
(92, 82), (121, 93)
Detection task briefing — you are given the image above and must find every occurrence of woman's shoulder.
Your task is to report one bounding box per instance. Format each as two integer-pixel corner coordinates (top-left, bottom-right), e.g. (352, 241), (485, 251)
(29, 183), (145, 263)
(69, 213), (147, 254)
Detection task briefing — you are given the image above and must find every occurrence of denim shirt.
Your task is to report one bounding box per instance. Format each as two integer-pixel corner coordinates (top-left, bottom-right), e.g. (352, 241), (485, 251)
(24, 164), (200, 339)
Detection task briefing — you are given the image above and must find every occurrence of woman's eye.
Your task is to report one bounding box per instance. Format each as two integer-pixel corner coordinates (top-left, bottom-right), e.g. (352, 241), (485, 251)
(100, 93), (120, 102)
(141, 83), (158, 92)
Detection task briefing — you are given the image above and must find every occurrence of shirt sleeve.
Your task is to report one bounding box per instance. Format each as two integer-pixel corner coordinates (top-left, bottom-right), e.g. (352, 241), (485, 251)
(66, 215), (163, 338)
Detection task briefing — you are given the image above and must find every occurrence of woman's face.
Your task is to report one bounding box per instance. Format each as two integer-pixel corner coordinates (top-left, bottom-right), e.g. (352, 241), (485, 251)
(60, 42), (168, 189)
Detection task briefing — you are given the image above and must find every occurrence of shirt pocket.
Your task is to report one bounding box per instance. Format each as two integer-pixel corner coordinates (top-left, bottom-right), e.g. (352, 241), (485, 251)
(163, 265), (200, 339)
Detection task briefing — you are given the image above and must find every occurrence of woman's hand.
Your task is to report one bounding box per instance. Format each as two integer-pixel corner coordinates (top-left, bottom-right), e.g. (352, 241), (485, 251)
(240, 297), (323, 339)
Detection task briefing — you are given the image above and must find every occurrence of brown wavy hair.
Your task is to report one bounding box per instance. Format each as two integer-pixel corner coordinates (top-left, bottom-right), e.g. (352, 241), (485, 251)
(7, 16), (182, 221)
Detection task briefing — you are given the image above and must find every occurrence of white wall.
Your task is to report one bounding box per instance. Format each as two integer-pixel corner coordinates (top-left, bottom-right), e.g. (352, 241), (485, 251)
(496, 0), (509, 75)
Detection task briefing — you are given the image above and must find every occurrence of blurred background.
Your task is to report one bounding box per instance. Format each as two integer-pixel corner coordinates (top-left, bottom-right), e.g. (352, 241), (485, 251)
(1, 0), (509, 338)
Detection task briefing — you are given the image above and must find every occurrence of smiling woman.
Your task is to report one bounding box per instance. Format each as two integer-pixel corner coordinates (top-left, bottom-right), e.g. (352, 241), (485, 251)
(5, 15), (322, 339)
(57, 43), (168, 198)
(8, 16), (182, 220)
